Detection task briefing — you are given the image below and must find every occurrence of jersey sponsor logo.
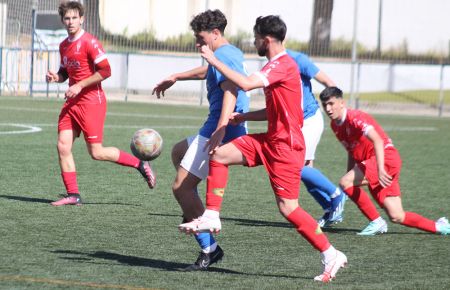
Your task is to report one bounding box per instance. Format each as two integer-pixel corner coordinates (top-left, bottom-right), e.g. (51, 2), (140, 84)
(87, 135), (98, 139)
(63, 56), (81, 69)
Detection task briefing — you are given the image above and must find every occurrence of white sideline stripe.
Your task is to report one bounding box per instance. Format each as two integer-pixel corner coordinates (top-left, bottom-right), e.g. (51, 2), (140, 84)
(383, 126), (437, 132)
(0, 106), (203, 120)
(0, 123), (42, 135)
(0, 123), (437, 132)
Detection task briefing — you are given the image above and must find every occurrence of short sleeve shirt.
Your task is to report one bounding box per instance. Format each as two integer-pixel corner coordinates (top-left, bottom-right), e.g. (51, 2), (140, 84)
(59, 30), (107, 104)
(200, 44), (250, 142)
(330, 109), (393, 162)
(254, 52), (304, 150)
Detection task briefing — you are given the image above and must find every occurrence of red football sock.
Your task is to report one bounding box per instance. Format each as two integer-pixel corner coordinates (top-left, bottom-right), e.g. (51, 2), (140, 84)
(205, 160), (228, 211)
(286, 207), (330, 252)
(402, 212), (437, 233)
(116, 151), (140, 168)
(61, 171), (79, 194)
(345, 186), (380, 221)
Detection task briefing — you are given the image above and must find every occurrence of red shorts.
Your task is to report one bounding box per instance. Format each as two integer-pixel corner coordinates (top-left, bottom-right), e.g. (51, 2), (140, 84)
(357, 147), (402, 207)
(231, 133), (304, 199)
(58, 101), (107, 144)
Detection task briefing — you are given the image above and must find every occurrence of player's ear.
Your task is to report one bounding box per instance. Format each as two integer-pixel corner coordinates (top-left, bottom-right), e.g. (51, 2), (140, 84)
(80, 16), (84, 25)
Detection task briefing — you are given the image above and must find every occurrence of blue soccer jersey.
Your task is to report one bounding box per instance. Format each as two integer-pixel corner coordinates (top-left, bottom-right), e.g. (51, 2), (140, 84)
(286, 50), (320, 120)
(199, 44), (249, 143)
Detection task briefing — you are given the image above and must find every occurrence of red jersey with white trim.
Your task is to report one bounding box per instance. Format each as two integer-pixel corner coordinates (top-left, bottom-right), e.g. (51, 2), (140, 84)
(254, 52), (304, 150)
(59, 30), (107, 104)
(330, 108), (393, 162)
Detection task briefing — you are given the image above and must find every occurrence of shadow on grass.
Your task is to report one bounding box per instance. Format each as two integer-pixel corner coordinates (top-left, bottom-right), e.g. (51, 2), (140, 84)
(0, 194), (140, 206)
(148, 212), (292, 229)
(147, 212), (430, 235)
(51, 250), (309, 279)
(0, 195), (53, 203)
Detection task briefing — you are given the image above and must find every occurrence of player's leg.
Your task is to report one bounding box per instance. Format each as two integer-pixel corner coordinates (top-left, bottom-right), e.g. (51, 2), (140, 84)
(273, 160), (347, 283)
(340, 165), (387, 235)
(179, 139), (247, 233)
(383, 196), (449, 234)
(79, 102), (155, 188)
(301, 110), (346, 227)
(173, 135), (223, 270)
(52, 128), (83, 206)
(171, 139), (188, 169)
(52, 105), (82, 206)
(302, 166), (346, 227)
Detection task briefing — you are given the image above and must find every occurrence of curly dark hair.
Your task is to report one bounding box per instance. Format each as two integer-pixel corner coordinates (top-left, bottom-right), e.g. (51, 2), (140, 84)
(253, 15), (287, 42)
(58, 1), (85, 20)
(190, 9), (227, 34)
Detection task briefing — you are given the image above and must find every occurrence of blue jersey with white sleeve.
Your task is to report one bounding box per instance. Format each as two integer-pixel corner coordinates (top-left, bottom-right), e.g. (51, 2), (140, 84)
(286, 49), (320, 120)
(199, 44), (249, 143)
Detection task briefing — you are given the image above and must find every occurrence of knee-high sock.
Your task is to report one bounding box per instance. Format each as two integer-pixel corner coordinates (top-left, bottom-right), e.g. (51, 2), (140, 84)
(286, 207), (331, 251)
(116, 150), (140, 168)
(344, 186), (380, 221)
(301, 167), (337, 210)
(61, 171), (79, 194)
(205, 160), (228, 211)
(194, 233), (217, 253)
(401, 212), (437, 233)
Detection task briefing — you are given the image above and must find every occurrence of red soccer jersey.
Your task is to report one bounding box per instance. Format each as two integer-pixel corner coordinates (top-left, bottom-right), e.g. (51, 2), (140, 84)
(254, 52), (304, 150)
(59, 30), (107, 104)
(330, 108), (393, 162)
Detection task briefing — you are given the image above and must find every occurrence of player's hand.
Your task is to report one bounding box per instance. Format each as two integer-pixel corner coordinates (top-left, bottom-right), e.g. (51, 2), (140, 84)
(229, 112), (244, 126)
(65, 83), (82, 99)
(46, 71), (59, 83)
(205, 127), (225, 155)
(378, 168), (392, 188)
(199, 45), (217, 65)
(152, 76), (176, 98)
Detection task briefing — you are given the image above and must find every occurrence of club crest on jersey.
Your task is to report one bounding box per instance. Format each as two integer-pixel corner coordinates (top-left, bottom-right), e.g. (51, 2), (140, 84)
(75, 42), (81, 54)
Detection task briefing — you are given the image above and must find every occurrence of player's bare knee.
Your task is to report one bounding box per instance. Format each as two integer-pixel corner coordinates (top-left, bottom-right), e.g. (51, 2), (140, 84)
(388, 212), (405, 224)
(339, 177), (352, 190)
(88, 148), (104, 161)
(57, 141), (71, 156)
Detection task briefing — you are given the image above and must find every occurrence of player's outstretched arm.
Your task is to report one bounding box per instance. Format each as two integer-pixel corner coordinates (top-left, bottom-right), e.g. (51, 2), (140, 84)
(314, 71), (335, 87)
(200, 45), (263, 92)
(230, 109), (267, 126)
(152, 65), (208, 98)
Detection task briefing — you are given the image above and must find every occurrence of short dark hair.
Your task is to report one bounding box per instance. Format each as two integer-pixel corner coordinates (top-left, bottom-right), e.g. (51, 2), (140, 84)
(58, 1), (85, 20)
(319, 87), (344, 102)
(190, 9), (227, 34)
(253, 15), (287, 42)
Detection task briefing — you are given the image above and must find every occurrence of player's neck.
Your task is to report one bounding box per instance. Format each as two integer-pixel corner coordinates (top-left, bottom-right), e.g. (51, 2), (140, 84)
(212, 37), (229, 51)
(267, 44), (286, 61)
(68, 28), (84, 41)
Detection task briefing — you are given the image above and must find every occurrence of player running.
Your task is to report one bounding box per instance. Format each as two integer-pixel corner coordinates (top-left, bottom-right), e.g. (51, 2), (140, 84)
(179, 15), (347, 283)
(319, 86), (450, 236)
(46, 1), (155, 206)
(152, 10), (249, 271)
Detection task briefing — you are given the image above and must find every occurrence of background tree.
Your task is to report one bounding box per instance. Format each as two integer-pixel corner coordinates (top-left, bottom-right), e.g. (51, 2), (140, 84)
(309, 0), (334, 55)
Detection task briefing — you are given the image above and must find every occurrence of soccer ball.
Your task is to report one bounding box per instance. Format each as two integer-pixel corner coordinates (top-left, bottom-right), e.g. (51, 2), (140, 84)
(130, 128), (163, 161)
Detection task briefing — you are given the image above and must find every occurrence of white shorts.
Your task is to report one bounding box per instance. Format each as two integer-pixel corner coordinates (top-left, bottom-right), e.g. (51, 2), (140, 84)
(302, 109), (324, 161)
(180, 134), (210, 180)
